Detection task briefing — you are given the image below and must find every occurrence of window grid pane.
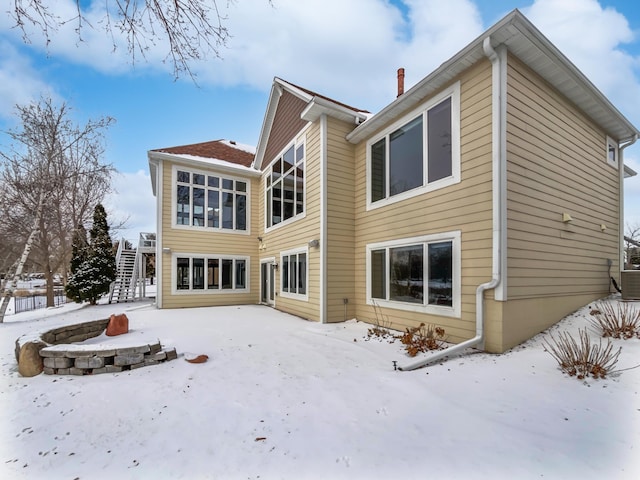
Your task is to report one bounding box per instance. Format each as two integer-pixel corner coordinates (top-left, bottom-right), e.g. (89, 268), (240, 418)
(371, 249), (386, 299)
(298, 253), (306, 294)
(221, 259), (233, 289)
(427, 97), (452, 183)
(177, 258), (190, 290)
(428, 242), (453, 306)
(371, 138), (386, 202)
(236, 260), (246, 289)
(389, 116), (423, 196)
(282, 256), (289, 292)
(389, 245), (423, 304)
(208, 259), (219, 289)
(192, 258), (205, 289)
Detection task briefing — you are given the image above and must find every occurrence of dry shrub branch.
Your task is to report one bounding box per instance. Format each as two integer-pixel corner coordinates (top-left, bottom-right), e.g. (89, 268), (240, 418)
(589, 301), (640, 339)
(399, 323), (447, 357)
(366, 303), (446, 356)
(543, 328), (621, 380)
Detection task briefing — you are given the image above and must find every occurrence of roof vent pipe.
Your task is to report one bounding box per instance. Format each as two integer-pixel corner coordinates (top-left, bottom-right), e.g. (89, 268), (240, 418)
(397, 68), (405, 97)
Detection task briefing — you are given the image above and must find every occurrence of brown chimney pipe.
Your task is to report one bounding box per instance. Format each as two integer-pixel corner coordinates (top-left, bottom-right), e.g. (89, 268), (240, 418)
(397, 68), (405, 97)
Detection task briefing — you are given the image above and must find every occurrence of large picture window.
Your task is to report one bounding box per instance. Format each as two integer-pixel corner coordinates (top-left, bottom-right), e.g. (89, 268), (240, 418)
(175, 169), (247, 232)
(368, 83), (459, 208)
(266, 139), (305, 228)
(367, 232), (460, 317)
(175, 255), (248, 293)
(281, 248), (308, 299)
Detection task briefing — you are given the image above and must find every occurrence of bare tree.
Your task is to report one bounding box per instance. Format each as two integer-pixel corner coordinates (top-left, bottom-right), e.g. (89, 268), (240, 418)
(9, 0), (233, 79)
(0, 97), (115, 321)
(625, 223), (640, 269)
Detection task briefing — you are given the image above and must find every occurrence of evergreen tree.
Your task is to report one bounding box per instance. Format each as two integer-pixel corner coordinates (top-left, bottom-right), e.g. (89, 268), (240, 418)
(65, 204), (116, 305)
(65, 224), (89, 302)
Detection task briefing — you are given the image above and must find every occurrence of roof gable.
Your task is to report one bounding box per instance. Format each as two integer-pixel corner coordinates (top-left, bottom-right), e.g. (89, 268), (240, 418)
(254, 77), (369, 170)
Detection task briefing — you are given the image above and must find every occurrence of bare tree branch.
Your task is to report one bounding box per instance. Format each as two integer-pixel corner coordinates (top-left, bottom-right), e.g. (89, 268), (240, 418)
(9, 0), (234, 79)
(0, 97), (116, 316)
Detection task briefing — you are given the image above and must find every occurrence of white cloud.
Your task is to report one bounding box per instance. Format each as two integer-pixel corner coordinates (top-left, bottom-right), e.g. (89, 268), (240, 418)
(0, 40), (56, 121)
(103, 170), (156, 242)
(524, 0), (640, 118)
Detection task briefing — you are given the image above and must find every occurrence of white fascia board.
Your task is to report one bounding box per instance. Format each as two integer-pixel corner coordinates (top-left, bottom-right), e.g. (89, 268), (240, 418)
(301, 96), (368, 124)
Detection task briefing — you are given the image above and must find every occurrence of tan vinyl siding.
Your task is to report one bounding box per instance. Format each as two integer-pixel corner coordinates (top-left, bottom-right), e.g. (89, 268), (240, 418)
(261, 91), (309, 170)
(353, 59), (494, 346)
(258, 123), (321, 321)
(326, 118), (357, 322)
(505, 54), (620, 304)
(159, 160), (259, 308)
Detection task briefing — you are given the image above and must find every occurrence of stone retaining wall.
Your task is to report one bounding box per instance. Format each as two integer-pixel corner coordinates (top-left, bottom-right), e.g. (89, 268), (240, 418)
(15, 318), (178, 377)
(40, 341), (178, 375)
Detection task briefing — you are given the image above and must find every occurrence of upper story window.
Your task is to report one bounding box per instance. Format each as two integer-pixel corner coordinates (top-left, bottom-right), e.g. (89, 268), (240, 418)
(266, 139), (305, 229)
(368, 82), (460, 209)
(606, 136), (618, 168)
(175, 168), (247, 232)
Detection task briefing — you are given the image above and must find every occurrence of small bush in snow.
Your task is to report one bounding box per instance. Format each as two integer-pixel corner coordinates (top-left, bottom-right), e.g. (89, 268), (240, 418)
(399, 323), (446, 357)
(589, 302), (640, 340)
(366, 301), (395, 340)
(543, 328), (621, 380)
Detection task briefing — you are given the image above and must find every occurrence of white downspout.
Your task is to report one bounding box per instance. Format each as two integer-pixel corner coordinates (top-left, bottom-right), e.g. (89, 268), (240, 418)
(153, 158), (164, 308)
(400, 37), (505, 370)
(619, 134), (638, 270)
(320, 114), (328, 323)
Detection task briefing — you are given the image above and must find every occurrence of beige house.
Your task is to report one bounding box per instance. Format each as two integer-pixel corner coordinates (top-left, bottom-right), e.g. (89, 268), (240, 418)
(148, 10), (639, 361)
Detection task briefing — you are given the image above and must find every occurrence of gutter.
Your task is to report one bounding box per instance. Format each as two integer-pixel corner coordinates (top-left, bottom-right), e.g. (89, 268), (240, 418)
(400, 37), (506, 370)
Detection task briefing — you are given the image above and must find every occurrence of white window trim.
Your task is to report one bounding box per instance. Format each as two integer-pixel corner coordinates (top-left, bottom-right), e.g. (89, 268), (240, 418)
(606, 136), (619, 169)
(264, 134), (307, 232)
(171, 253), (250, 295)
(366, 82), (461, 211)
(171, 165), (251, 235)
(279, 246), (309, 301)
(365, 231), (461, 318)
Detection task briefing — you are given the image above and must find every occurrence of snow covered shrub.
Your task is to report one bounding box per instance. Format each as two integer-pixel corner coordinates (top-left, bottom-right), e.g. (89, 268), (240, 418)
(543, 328), (621, 380)
(589, 301), (640, 339)
(399, 323), (446, 357)
(65, 204), (116, 305)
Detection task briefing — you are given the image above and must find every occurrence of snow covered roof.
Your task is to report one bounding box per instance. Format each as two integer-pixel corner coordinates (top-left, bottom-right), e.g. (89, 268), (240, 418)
(147, 139), (259, 195)
(150, 139), (255, 167)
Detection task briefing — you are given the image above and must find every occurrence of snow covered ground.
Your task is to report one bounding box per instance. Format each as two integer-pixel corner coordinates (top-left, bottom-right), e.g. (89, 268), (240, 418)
(1, 296), (639, 479)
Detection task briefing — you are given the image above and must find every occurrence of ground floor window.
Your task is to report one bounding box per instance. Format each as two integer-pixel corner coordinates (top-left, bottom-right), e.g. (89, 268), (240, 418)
(281, 248), (308, 299)
(175, 254), (248, 293)
(366, 232), (460, 317)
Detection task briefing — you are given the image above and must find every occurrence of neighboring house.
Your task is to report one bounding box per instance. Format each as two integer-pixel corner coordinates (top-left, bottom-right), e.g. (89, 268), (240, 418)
(148, 9), (639, 354)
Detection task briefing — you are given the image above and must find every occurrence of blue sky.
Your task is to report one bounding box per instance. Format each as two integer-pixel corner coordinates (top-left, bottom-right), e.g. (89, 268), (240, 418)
(1, 0), (640, 240)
